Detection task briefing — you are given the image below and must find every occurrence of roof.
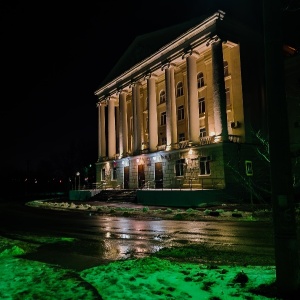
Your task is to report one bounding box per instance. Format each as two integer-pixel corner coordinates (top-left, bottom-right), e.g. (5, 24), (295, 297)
(96, 14), (211, 91)
(94, 10), (261, 99)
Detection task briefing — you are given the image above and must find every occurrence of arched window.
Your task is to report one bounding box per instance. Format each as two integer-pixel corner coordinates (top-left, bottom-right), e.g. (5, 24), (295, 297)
(159, 90), (166, 103)
(224, 61), (229, 77)
(197, 72), (204, 88)
(176, 82), (184, 97)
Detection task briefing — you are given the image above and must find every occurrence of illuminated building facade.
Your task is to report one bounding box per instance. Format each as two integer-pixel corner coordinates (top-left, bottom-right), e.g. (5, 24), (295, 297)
(94, 11), (280, 202)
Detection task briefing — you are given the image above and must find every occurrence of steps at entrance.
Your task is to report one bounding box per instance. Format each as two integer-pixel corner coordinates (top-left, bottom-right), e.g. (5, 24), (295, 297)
(90, 189), (137, 203)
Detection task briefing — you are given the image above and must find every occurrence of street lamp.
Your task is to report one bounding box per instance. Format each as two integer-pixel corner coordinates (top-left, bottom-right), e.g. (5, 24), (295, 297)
(76, 172), (80, 190)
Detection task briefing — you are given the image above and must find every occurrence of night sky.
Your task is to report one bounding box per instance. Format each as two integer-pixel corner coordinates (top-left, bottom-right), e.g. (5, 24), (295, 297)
(1, 1), (299, 179)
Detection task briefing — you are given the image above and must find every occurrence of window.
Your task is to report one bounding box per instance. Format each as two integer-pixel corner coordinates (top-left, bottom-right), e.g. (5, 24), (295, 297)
(197, 72), (204, 88)
(176, 82), (184, 97)
(224, 61), (229, 77)
(175, 159), (186, 176)
(160, 112), (166, 125)
(178, 133), (185, 142)
(111, 167), (117, 180)
(199, 157), (211, 175)
(161, 136), (167, 145)
(199, 127), (206, 138)
(198, 97), (205, 114)
(159, 90), (166, 103)
(101, 168), (106, 181)
(225, 87), (230, 105)
(177, 105), (184, 121)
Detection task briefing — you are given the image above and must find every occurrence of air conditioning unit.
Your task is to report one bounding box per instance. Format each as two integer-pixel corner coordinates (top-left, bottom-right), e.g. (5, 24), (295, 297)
(231, 121), (241, 129)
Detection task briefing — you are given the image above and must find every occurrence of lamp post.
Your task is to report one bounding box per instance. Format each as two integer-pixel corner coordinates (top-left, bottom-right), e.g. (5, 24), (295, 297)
(76, 172), (80, 190)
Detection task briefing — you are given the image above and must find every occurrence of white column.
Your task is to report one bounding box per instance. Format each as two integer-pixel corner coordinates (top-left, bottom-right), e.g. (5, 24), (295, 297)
(131, 84), (137, 153)
(108, 97), (116, 159)
(147, 74), (158, 152)
(97, 102), (102, 158)
(184, 51), (199, 144)
(119, 90), (128, 156)
(211, 38), (228, 141)
(98, 102), (106, 158)
(164, 63), (177, 149)
(136, 82), (143, 152)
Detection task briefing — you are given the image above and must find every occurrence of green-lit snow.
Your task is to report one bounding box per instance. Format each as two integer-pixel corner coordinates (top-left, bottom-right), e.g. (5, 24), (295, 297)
(0, 235), (279, 299)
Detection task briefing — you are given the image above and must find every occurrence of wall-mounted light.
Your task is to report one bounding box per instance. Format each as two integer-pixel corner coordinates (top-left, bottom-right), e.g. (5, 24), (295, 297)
(153, 156), (156, 161)
(137, 158), (140, 163)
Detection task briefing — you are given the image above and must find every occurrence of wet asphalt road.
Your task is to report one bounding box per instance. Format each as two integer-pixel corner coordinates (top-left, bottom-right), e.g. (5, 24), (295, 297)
(0, 200), (276, 271)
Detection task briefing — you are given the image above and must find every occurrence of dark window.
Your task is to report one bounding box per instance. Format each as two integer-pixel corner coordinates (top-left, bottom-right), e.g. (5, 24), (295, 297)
(175, 159), (186, 176)
(199, 157), (211, 175)
(197, 72), (204, 88)
(199, 97), (205, 114)
(176, 82), (184, 97)
(161, 136), (167, 145)
(178, 105), (184, 120)
(200, 127), (206, 138)
(112, 167), (117, 180)
(159, 90), (166, 103)
(161, 112), (166, 125)
(101, 168), (106, 181)
(178, 133), (185, 142)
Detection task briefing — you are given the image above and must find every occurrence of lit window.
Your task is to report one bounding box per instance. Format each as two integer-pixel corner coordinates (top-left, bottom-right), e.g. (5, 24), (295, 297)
(197, 72), (204, 88)
(175, 159), (186, 176)
(159, 90), (166, 103)
(176, 82), (184, 97)
(177, 105), (184, 121)
(198, 97), (205, 114)
(161, 112), (166, 125)
(199, 127), (206, 138)
(199, 157), (211, 175)
(225, 87), (230, 105)
(224, 61), (229, 77)
(178, 133), (185, 142)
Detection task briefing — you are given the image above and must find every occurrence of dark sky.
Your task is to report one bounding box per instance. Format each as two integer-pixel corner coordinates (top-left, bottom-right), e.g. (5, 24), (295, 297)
(1, 0), (299, 176)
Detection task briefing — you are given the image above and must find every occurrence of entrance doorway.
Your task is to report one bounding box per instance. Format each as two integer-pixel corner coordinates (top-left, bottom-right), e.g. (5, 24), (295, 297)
(155, 162), (163, 188)
(124, 166), (129, 189)
(138, 164), (145, 188)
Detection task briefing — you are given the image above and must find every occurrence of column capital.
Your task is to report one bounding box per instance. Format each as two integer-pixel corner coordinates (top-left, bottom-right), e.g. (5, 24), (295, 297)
(144, 72), (158, 80)
(117, 88), (128, 95)
(205, 35), (222, 47)
(129, 80), (142, 88)
(181, 48), (200, 60)
(96, 99), (107, 107)
(161, 61), (176, 71)
(107, 96), (117, 105)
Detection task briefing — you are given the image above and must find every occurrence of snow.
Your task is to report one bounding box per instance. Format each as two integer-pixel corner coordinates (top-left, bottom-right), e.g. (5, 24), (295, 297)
(0, 231), (279, 299)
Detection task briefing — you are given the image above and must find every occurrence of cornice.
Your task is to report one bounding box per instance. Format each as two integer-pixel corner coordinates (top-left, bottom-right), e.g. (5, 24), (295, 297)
(94, 10), (225, 99)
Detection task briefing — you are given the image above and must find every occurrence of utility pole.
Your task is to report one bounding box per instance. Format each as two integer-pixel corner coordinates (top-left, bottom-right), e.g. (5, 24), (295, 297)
(263, 0), (300, 296)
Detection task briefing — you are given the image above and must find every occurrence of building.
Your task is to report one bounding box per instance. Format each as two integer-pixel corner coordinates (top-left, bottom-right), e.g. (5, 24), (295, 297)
(93, 10), (298, 206)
